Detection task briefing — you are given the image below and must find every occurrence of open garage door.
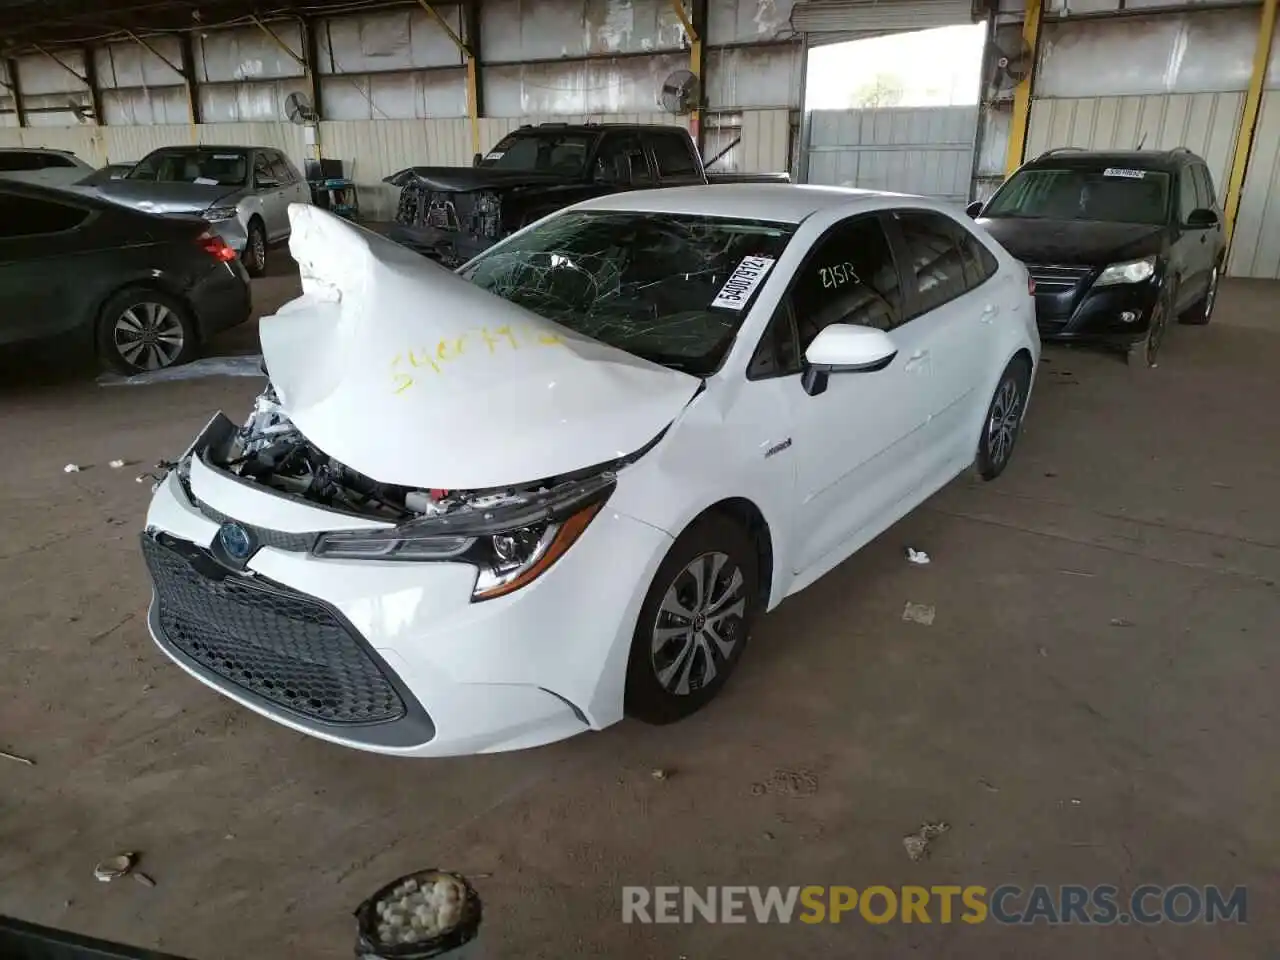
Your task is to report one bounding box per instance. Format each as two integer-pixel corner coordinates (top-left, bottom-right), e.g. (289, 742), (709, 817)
(795, 2), (983, 202)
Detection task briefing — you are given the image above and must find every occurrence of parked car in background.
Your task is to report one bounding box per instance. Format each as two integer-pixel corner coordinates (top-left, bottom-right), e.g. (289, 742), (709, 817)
(76, 145), (310, 277)
(386, 122), (789, 266)
(140, 188), (1037, 756)
(0, 180), (251, 373)
(0, 147), (94, 187)
(969, 147), (1225, 368)
(74, 161), (138, 187)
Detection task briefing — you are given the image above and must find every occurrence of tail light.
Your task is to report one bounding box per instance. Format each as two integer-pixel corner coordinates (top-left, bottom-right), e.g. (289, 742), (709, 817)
(1027, 272), (1036, 295)
(198, 231), (237, 263)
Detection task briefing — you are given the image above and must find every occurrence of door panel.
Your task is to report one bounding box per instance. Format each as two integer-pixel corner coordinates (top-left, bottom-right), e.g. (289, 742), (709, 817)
(253, 151), (289, 240)
(0, 192), (95, 347)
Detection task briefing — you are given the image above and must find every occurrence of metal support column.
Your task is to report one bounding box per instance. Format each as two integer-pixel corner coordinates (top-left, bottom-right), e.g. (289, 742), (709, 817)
(301, 17), (324, 162)
(1004, 0), (1042, 175)
(2, 59), (24, 127)
(669, 0), (703, 147)
(179, 34), (202, 126)
(417, 0), (482, 157)
(32, 45), (98, 124)
(1222, 0), (1278, 247)
(83, 47), (105, 124)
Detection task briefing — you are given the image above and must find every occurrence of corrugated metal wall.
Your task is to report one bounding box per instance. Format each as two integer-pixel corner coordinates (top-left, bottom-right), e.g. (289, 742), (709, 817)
(1026, 93), (1244, 193)
(805, 105), (979, 202)
(1226, 25), (1280, 279)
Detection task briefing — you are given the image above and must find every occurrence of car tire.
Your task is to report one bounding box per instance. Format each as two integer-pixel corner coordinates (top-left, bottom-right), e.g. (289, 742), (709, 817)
(975, 355), (1031, 481)
(1126, 281), (1175, 369)
(97, 287), (199, 375)
(1180, 263), (1219, 326)
(244, 219), (267, 277)
(625, 512), (760, 725)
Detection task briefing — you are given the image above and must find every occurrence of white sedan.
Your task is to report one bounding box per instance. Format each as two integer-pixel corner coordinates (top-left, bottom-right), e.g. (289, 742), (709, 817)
(141, 186), (1039, 756)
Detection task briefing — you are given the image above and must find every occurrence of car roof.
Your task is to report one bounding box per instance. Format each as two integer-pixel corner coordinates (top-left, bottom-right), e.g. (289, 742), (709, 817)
(0, 147), (77, 155)
(570, 183), (927, 224)
(143, 145), (262, 152)
(1, 177), (128, 210)
(1025, 148), (1194, 172)
(506, 122), (689, 136)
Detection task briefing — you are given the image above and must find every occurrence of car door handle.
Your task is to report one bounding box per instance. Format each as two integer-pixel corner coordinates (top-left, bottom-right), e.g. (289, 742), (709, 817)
(904, 350), (929, 373)
(980, 304), (1000, 324)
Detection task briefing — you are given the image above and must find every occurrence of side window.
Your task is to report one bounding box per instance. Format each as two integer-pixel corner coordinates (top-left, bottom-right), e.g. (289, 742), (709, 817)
(253, 151), (276, 187)
(649, 132), (699, 178)
(42, 153), (77, 169)
(594, 134), (653, 186)
(0, 192), (90, 238)
(892, 209), (972, 314)
(747, 305), (801, 379)
(1178, 168), (1198, 222)
(790, 215), (902, 352)
(0, 152), (47, 172)
(268, 152), (294, 184)
(1194, 164), (1217, 210)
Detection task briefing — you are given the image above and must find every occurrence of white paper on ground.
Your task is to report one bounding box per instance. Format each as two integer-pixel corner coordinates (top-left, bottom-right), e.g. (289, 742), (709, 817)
(192, 177), (219, 185)
(98, 355), (265, 386)
(262, 204), (701, 489)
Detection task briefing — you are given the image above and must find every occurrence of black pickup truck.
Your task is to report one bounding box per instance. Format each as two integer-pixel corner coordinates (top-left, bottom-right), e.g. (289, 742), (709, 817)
(385, 122), (789, 266)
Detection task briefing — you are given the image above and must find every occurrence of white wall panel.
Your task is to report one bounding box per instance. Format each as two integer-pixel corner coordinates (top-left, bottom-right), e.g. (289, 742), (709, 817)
(740, 108), (791, 171)
(705, 43), (802, 109)
(1026, 93), (1243, 195)
(1037, 9), (1257, 98)
(195, 24), (306, 82)
(482, 0), (687, 61)
(199, 122), (308, 173)
(103, 125), (194, 163)
(199, 78), (311, 123)
(318, 8), (465, 73)
(708, 0), (798, 43)
(16, 51), (88, 95)
(1229, 89), (1280, 279)
(94, 38), (185, 88)
(320, 70), (467, 120)
(483, 54), (686, 115)
(103, 87), (190, 125)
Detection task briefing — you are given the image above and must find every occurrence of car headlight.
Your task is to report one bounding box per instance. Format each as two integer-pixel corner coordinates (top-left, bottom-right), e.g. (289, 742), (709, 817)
(312, 473), (614, 601)
(203, 206), (238, 222)
(1094, 256), (1156, 286)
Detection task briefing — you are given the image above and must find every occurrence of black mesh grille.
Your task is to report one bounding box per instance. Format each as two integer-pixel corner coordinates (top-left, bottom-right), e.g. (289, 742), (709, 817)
(142, 534), (405, 725)
(193, 497), (316, 553)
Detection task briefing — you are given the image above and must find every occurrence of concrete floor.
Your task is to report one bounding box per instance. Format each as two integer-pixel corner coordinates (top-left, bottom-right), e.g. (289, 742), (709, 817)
(1, 273), (1278, 959)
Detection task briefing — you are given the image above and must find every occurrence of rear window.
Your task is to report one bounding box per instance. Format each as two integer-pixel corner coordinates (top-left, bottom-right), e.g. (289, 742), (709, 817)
(0, 192), (90, 238)
(649, 132), (699, 177)
(0, 152), (49, 172)
(985, 166), (1171, 226)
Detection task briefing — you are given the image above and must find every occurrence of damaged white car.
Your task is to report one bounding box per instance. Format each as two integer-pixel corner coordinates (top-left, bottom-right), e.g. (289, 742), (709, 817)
(141, 187), (1039, 756)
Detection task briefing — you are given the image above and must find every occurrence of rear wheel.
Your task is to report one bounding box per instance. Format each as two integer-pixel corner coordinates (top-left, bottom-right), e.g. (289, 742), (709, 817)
(243, 219), (267, 277)
(975, 356), (1031, 481)
(1180, 264), (1219, 325)
(97, 287), (198, 374)
(625, 513), (759, 724)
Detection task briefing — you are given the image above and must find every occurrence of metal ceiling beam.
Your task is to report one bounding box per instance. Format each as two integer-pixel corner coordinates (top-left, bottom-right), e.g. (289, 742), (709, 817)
(122, 29), (184, 77)
(82, 43), (104, 123)
(415, 0), (482, 156)
(178, 30), (201, 124)
(4, 58), (26, 126)
(250, 15), (307, 68)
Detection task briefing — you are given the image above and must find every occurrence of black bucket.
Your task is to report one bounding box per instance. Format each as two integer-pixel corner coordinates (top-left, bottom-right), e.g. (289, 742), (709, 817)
(354, 869), (482, 959)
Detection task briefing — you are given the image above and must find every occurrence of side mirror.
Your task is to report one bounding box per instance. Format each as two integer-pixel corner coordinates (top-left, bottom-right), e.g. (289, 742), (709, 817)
(965, 200), (984, 219)
(473, 152), (483, 168)
(800, 324), (898, 397)
(1186, 207), (1219, 228)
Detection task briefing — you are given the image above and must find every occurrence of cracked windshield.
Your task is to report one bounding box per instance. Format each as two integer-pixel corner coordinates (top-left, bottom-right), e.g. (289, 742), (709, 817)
(459, 211), (795, 375)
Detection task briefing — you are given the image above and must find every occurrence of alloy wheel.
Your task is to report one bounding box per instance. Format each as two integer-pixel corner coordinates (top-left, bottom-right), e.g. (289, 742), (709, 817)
(651, 552), (747, 696)
(249, 231), (266, 273)
(113, 301), (185, 371)
(986, 376), (1023, 469)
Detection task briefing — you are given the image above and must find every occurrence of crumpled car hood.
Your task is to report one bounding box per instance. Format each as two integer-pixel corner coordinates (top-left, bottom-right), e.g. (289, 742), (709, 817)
(260, 204), (701, 490)
(77, 179), (241, 214)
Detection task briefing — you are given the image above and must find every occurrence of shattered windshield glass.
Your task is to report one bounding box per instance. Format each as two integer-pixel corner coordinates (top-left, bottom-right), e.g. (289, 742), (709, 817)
(458, 211), (796, 375)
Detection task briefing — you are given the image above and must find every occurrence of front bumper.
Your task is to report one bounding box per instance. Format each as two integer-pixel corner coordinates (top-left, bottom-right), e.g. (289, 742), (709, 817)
(140, 424), (674, 757)
(207, 216), (248, 253)
(387, 223), (499, 266)
(1035, 277), (1162, 345)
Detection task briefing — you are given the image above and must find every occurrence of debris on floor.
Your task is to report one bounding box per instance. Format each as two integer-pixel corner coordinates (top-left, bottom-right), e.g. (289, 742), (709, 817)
(902, 821), (949, 862)
(905, 547), (931, 565)
(93, 852), (137, 882)
(63, 464), (82, 473)
(1109, 618), (1134, 627)
(977, 777), (999, 793)
(133, 872), (157, 888)
(0, 748), (34, 766)
(650, 768), (669, 781)
(902, 602), (936, 626)
(108, 459), (127, 469)
(1059, 569), (1096, 578)
(97, 354), (266, 387)
(750, 769), (819, 798)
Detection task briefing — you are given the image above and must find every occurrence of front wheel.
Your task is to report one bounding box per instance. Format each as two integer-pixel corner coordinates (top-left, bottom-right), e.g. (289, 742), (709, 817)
(1127, 282), (1175, 369)
(243, 220), (267, 277)
(625, 513), (759, 725)
(975, 356), (1031, 481)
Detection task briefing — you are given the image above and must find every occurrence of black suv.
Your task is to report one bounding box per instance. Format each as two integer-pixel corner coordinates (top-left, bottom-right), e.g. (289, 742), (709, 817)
(969, 148), (1225, 368)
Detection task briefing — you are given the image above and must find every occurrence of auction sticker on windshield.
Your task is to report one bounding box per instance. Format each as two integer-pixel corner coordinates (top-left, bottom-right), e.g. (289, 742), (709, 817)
(712, 256), (776, 311)
(1103, 168), (1146, 179)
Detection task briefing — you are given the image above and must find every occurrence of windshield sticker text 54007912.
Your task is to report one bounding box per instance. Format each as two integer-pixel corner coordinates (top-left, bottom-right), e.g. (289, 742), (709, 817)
(390, 325), (566, 395)
(711, 256), (776, 311)
(1103, 168), (1146, 179)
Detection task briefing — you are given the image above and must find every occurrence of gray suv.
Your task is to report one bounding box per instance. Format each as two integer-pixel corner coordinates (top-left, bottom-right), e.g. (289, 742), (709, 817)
(77, 145), (310, 276)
